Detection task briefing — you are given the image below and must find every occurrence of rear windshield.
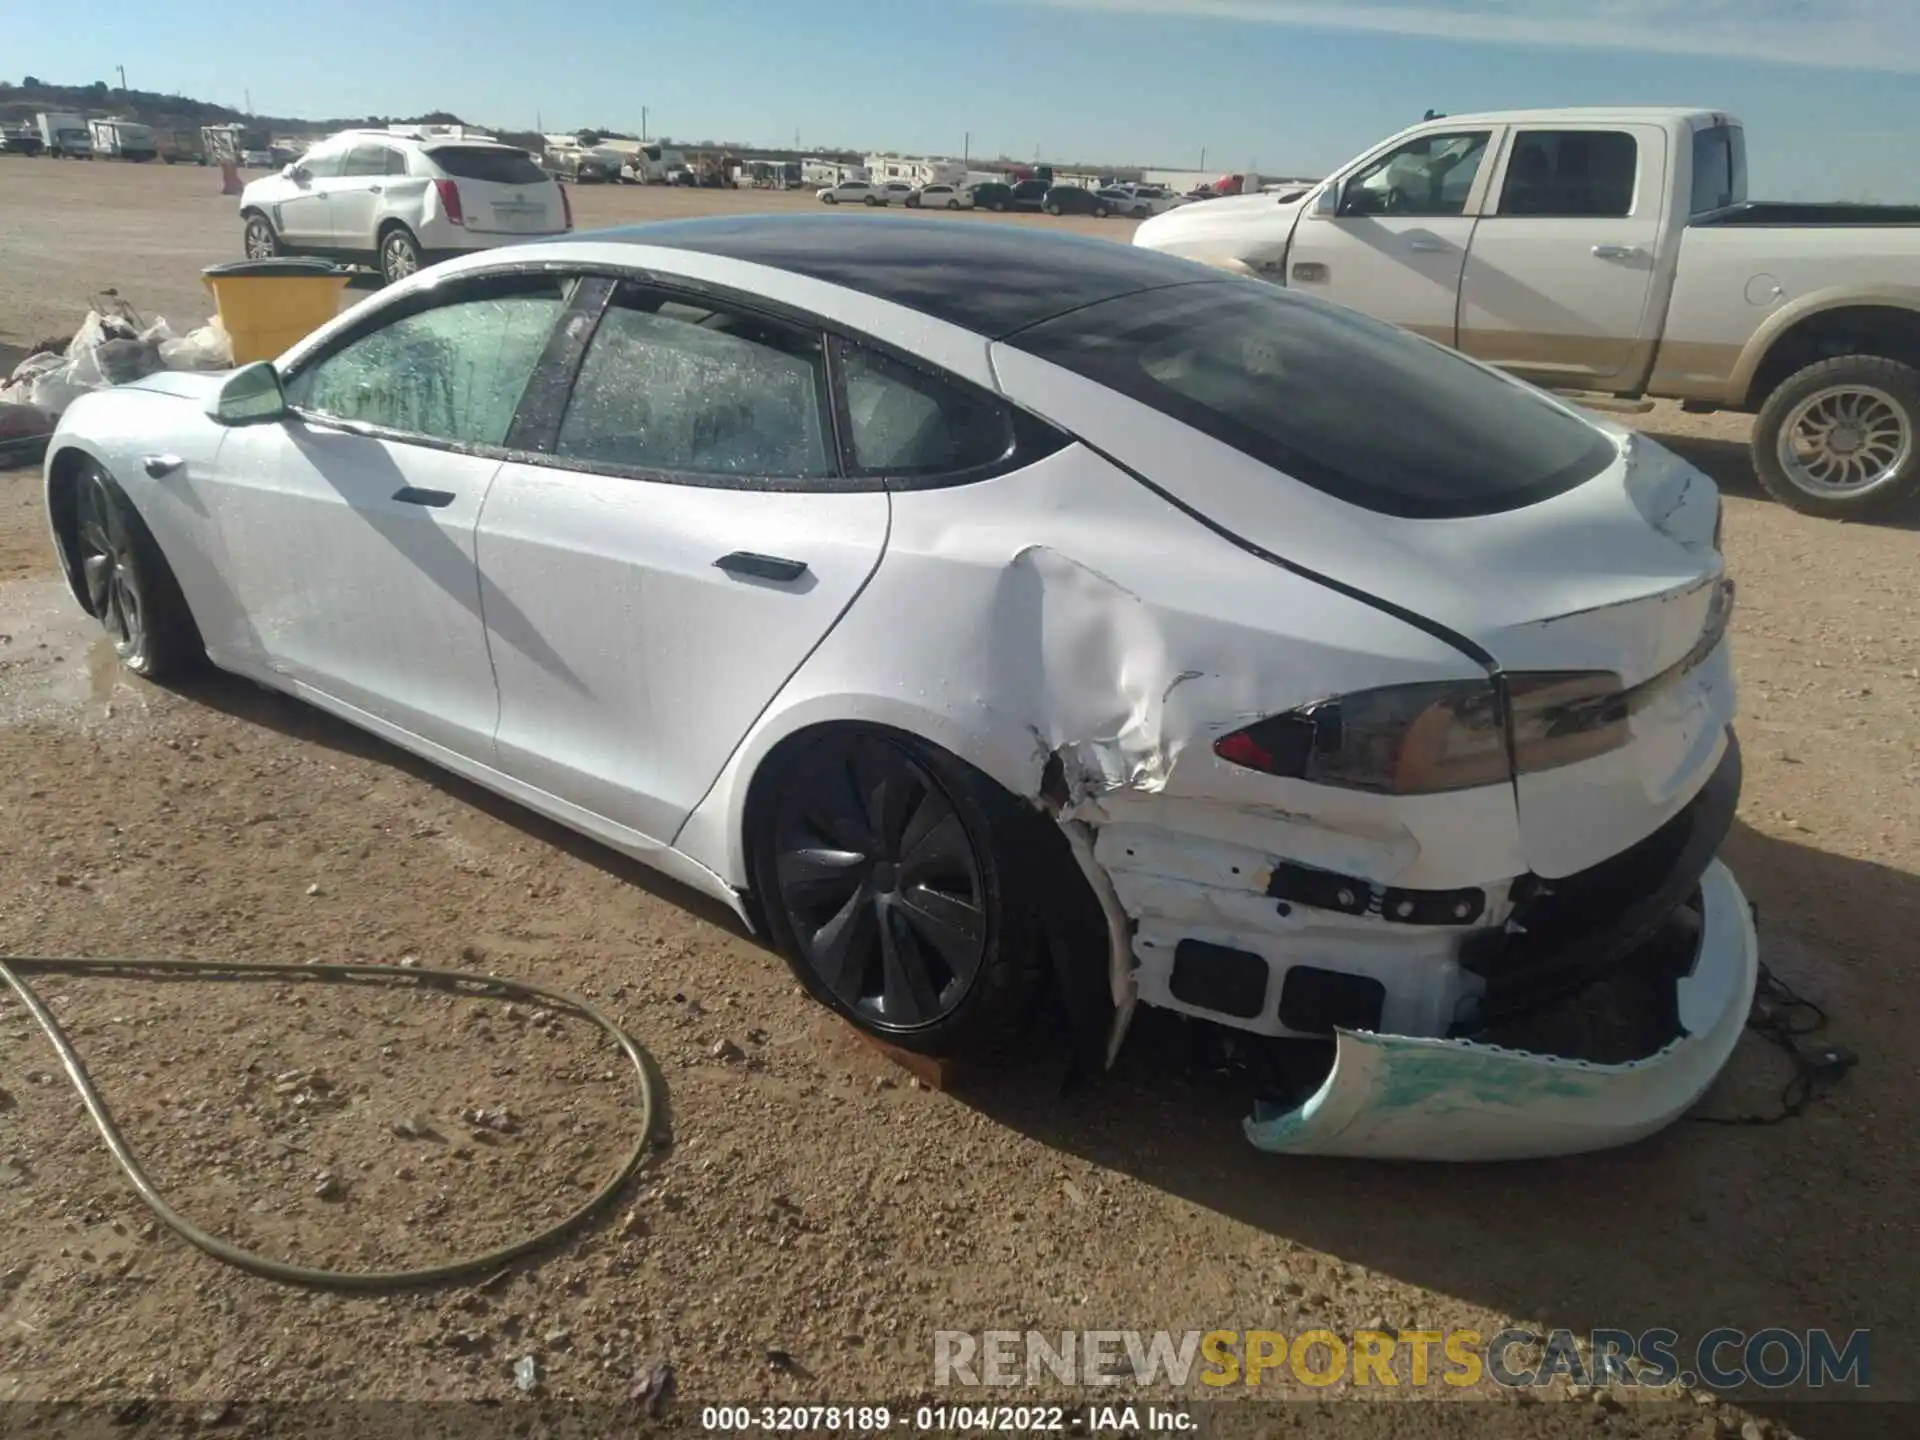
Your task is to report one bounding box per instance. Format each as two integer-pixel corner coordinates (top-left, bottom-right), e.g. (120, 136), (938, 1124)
(427, 146), (548, 185)
(1009, 282), (1617, 518)
(1690, 124), (1749, 215)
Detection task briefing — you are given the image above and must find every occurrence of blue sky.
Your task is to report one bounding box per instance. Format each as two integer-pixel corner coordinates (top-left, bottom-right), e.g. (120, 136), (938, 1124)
(15, 0), (1920, 197)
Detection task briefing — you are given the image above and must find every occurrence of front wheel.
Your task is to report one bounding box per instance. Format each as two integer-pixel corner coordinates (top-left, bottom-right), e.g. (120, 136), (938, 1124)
(242, 213), (280, 260)
(1044, 203), (1060, 216)
(822, 193), (837, 204)
(378, 226), (422, 285)
(864, 195), (880, 206)
(1094, 205), (1110, 219)
(992, 201), (1008, 213)
(1752, 355), (1920, 519)
(68, 464), (200, 680)
(946, 199), (960, 210)
(750, 729), (1050, 1058)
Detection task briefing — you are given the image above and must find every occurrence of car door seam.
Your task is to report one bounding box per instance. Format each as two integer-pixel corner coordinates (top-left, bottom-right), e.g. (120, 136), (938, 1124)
(665, 492), (895, 860)
(468, 458), (511, 761)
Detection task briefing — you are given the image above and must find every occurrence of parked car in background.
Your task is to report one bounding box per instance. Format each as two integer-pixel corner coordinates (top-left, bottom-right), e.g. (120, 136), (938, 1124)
(548, 146), (622, 183)
(818, 179), (878, 205)
(240, 128), (571, 285)
(43, 217), (1754, 1162)
(1, 126), (47, 156)
(1042, 185), (1124, 218)
(1008, 179), (1051, 212)
(875, 181), (917, 205)
(967, 181), (1013, 212)
(907, 183), (973, 210)
(1114, 184), (1186, 218)
(1135, 105), (1920, 518)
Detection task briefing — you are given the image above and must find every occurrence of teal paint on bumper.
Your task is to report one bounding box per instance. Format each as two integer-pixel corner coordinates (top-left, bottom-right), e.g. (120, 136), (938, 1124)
(1244, 859), (1759, 1161)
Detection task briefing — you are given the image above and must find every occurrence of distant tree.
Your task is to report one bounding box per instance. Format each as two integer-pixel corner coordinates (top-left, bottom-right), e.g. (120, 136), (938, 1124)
(23, 75), (43, 88)
(575, 128), (603, 145)
(89, 79), (109, 93)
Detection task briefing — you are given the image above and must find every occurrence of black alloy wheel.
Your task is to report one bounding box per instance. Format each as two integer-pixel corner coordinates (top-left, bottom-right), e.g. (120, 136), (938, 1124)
(75, 469), (147, 665)
(68, 465), (197, 678)
(768, 733), (991, 1035)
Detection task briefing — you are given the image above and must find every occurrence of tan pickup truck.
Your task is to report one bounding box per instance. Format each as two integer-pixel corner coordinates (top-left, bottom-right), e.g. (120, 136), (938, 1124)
(1135, 107), (1920, 519)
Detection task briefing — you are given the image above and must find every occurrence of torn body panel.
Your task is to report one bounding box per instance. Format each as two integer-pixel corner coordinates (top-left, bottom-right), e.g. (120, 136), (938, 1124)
(1244, 859), (1758, 1160)
(671, 436), (1748, 1158)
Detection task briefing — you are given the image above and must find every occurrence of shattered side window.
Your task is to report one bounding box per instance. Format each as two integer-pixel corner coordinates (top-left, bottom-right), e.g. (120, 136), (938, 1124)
(552, 288), (835, 479)
(286, 279), (567, 446)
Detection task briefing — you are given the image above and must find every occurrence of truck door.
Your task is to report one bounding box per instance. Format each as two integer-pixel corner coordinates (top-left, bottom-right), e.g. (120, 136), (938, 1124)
(1282, 127), (1501, 347)
(1457, 123), (1668, 392)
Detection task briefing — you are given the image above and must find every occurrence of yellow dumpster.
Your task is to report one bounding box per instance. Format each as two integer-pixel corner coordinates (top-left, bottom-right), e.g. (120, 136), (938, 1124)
(201, 258), (352, 365)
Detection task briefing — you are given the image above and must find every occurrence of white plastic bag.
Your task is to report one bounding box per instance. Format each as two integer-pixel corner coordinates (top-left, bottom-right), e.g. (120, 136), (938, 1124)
(159, 319), (234, 371)
(6, 350), (65, 389)
(28, 366), (93, 415)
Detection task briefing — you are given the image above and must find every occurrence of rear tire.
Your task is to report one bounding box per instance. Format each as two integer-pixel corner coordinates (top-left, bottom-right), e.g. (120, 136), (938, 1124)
(1751, 355), (1920, 520)
(946, 199), (960, 210)
(750, 728), (1051, 1058)
(823, 193), (837, 204)
(378, 225), (422, 285)
(66, 462), (201, 680)
(864, 195), (879, 206)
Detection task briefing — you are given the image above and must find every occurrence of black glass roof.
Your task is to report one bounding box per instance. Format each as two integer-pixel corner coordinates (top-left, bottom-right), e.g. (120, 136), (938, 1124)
(580, 214), (1219, 338)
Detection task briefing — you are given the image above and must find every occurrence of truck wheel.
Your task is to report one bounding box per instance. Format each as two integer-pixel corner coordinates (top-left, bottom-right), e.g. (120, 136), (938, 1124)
(1752, 355), (1920, 520)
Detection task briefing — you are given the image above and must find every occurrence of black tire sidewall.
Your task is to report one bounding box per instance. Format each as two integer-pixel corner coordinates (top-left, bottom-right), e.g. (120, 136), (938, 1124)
(76, 466), (196, 679)
(1752, 355), (1920, 519)
(749, 728), (1045, 1057)
(380, 229), (420, 285)
(243, 214), (278, 258)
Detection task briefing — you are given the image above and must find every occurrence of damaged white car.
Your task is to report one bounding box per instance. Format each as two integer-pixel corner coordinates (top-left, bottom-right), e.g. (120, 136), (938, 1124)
(41, 217), (1754, 1161)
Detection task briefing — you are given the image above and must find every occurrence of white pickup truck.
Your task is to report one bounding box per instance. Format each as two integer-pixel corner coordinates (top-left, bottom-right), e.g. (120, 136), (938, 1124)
(1134, 107), (1920, 519)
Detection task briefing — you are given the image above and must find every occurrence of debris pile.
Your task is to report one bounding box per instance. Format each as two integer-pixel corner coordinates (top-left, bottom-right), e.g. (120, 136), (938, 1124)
(0, 292), (234, 466)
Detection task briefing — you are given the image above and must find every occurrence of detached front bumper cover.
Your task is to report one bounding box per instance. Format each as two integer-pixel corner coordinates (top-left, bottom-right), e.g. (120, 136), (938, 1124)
(1244, 858), (1759, 1160)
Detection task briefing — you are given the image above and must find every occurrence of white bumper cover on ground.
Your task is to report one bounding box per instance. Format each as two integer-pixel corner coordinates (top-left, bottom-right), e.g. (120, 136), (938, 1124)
(1243, 859), (1759, 1161)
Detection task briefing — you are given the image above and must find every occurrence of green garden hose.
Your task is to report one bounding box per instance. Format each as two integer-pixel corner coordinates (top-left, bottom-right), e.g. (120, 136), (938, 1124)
(0, 953), (661, 1289)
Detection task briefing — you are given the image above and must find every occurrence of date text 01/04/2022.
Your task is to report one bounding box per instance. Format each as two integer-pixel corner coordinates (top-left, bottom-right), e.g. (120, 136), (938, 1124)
(699, 1404), (1196, 1431)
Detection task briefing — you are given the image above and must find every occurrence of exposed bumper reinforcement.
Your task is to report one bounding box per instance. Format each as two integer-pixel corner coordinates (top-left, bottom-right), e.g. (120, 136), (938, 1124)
(1243, 858), (1759, 1161)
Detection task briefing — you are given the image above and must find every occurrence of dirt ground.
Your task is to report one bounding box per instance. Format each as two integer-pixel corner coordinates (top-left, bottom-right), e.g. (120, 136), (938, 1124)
(2, 159), (1917, 1437)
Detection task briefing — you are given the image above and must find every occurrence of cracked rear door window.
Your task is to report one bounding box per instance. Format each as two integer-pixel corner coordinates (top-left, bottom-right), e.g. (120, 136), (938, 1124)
(1008, 280), (1616, 518)
(284, 275), (569, 446)
(553, 286), (836, 480)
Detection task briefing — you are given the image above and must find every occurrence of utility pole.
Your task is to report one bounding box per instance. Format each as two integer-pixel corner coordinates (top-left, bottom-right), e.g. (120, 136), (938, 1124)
(641, 106), (649, 141)
(1200, 146), (1207, 170)
(116, 64), (128, 94)
(244, 88), (252, 115)
(964, 131), (971, 165)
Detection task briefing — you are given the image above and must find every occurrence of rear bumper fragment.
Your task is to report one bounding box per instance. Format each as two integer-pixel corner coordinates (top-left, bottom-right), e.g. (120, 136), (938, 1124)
(1242, 858), (1759, 1160)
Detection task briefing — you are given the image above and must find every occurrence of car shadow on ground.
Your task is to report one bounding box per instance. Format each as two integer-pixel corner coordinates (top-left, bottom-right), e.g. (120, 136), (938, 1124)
(163, 666), (757, 945)
(1642, 426), (1920, 532)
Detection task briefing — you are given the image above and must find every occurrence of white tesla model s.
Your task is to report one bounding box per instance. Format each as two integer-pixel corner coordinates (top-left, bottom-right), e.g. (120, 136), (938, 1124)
(41, 217), (1754, 1160)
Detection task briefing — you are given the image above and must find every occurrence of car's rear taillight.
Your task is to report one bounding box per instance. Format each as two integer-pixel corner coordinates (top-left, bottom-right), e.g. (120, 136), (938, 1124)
(1212, 673), (1629, 795)
(559, 182), (572, 230)
(434, 178), (464, 226)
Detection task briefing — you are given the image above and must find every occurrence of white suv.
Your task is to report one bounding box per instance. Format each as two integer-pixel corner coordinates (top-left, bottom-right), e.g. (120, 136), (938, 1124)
(239, 129), (572, 285)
